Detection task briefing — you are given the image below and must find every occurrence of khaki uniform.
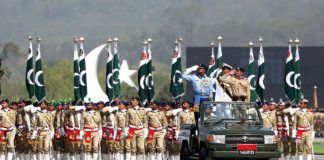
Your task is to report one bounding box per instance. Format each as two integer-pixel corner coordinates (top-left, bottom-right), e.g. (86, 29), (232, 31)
(146, 110), (167, 155)
(35, 110), (54, 155)
(81, 110), (102, 154)
(293, 109), (314, 155)
(0, 108), (16, 154)
(178, 109), (195, 126)
(287, 112), (297, 156)
(219, 75), (250, 101)
(115, 109), (127, 156)
(261, 111), (277, 130)
(165, 110), (182, 159)
(125, 106), (147, 156)
(16, 108), (31, 155)
(101, 110), (116, 154)
(276, 110), (289, 156)
(63, 109), (76, 154)
(53, 110), (65, 154)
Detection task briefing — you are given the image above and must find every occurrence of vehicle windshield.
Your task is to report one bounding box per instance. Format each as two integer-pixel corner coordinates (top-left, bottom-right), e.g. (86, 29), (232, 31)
(201, 102), (260, 124)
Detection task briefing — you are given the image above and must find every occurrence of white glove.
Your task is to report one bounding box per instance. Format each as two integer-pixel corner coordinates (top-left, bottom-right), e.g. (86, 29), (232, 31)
(108, 106), (119, 113)
(291, 129), (297, 138)
(31, 107), (39, 113)
(99, 128), (103, 140)
(172, 108), (182, 116)
(31, 130), (37, 140)
(113, 130), (117, 139)
(312, 131), (315, 139)
(175, 130), (180, 139)
(185, 65), (199, 73)
(124, 127), (129, 136)
(50, 130), (54, 139)
(144, 128), (148, 138)
(75, 106), (86, 111)
(274, 130), (278, 136)
(24, 105), (33, 112)
(162, 129), (167, 136)
(80, 131), (84, 139)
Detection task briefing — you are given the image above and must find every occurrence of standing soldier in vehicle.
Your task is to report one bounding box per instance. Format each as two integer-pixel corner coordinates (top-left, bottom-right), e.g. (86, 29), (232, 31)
(115, 101), (128, 160)
(0, 99), (17, 160)
(125, 97), (147, 160)
(33, 100), (54, 160)
(81, 102), (102, 160)
(146, 101), (167, 160)
(292, 99), (315, 160)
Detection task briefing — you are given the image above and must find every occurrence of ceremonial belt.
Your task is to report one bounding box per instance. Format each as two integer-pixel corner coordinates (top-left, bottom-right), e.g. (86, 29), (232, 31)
(297, 126), (311, 131)
(18, 125), (27, 129)
(194, 92), (209, 96)
(129, 125), (143, 130)
(106, 125), (114, 129)
(277, 124), (287, 130)
(84, 127), (98, 132)
(149, 126), (163, 131)
(38, 127), (50, 131)
(66, 126), (75, 131)
(117, 128), (123, 131)
(0, 127), (13, 131)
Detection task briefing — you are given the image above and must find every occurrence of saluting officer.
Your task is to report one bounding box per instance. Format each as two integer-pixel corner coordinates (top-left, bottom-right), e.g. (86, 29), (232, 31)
(114, 101), (128, 160)
(292, 99), (315, 160)
(261, 102), (277, 131)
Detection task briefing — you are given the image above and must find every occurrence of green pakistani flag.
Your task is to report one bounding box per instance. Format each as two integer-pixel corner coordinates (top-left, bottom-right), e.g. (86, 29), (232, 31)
(294, 40), (302, 102)
(73, 39), (81, 102)
(112, 38), (121, 98)
(105, 40), (114, 101)
(285, 41), (295, 101)
(78, 38), (87, 101)
(216, 36), (223, 77)
(207, 41), (216, 77)
(170, 40), (184, 102)
(146, 40), (155, 103)
(256, 39), (265, 102)
(26, 37), (35, 99)
(138, 42), (148, 104)
(34, 39), (46, 101)
(248, 42), (257, 102)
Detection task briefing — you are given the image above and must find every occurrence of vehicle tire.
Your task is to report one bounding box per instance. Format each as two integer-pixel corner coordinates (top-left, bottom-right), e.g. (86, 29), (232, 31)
(199, 147), (213, 160)
(180, 144), (190, 160)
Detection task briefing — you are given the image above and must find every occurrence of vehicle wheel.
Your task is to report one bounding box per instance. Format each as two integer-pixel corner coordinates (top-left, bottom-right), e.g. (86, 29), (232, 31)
(180, 144), (190, 160)
(199, 147), (213, 160)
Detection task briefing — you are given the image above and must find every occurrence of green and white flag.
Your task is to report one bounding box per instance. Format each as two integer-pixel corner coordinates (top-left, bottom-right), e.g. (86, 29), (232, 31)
(73, 39), (81, 102)
(256, 40), (265, 102)
(216, 38), (223, 77)
(248, 42), (257, 102)
(207, 41), (216, 77)
(285, 41), (295, 102)
(26, 38), (35, 99)
(170, 41), (184, 101)
(105, 41), (114, 101)
(78, 39), (87, 101)
(146, 41), (155, 103)
(34, 39), (46, 101)
(112, 38), (121, 98)
(294, 41), (302, 102)
(138, 42), (148, 104)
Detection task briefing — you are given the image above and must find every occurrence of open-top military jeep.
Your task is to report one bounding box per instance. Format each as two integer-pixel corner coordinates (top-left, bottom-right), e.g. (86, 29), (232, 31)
(179, 101), (281, 160)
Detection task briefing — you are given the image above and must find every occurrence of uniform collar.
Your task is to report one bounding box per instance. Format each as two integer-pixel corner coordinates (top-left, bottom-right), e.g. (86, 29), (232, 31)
(184, 109), (190, 113)
(120, 109), (127, 112)
(134, 106), (140, 110)
(41, 109), (47, 113)
(153, 109), (159, 113)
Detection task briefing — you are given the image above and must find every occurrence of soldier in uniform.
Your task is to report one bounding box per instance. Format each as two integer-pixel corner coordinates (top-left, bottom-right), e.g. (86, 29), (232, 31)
(100, 101), (119, 160)
(178, 101), (196, 126)
(0, 99), (17, 160)
(53, 101), (65, 160)
(146, 101), (167, 160)
(33, 100), (54, 160)
(261, 102), (277, 131)
(63, 102), (78, 160)
(115, 101), (128, 160)
(125, 97), (147, 160)
(81, 102), (102, 160)
(276, 101), (290, 159)
(292, 99), (315, 160)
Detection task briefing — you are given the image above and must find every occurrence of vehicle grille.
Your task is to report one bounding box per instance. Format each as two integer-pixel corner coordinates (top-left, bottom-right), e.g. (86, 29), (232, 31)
(225, 135), (264, 144)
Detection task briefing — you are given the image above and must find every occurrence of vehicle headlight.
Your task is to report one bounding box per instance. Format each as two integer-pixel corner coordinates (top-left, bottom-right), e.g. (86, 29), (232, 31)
(207, 134), (225, 144)
(264, 135), (275, 144)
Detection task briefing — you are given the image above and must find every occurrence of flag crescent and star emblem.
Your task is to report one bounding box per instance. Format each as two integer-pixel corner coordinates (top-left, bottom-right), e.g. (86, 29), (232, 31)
(172, 70), (182, 86)
(146, 73), (153, 90)
(79, 70), (86, 86)
(248, 75), (256, 90)
(112, 69), (119, 84)
(35, 71), (44, 87)
(73, 73), (79, 89)
(27, 69), (34, 85)
(285, 71), (295, 88)
(259, 74), (265, 89)
(106, 73), (113, 89)
(294, 73), (301, 89)
(140, 76), (146, 89)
